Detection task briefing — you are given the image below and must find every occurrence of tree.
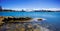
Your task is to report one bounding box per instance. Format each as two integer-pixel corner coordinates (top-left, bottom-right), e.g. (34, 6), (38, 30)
(0, 6), (2, 10)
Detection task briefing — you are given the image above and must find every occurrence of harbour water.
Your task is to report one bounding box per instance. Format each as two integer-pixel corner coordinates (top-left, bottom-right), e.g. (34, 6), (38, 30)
(0, 12), (60, 31)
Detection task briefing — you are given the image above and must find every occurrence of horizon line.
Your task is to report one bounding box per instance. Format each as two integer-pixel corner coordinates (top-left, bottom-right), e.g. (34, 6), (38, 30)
(2, 8), (60, 11)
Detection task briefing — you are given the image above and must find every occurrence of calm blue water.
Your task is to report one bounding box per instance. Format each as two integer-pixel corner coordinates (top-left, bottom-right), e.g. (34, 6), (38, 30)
(0, 12), (60, 31)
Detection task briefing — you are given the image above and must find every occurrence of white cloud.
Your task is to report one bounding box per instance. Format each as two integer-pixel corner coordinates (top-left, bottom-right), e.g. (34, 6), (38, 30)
(2, 8), (60, 11)
(41, 8), (60, 11)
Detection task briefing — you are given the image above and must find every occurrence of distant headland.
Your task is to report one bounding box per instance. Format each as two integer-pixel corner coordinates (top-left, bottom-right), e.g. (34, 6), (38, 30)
(0, 6), (60, 12)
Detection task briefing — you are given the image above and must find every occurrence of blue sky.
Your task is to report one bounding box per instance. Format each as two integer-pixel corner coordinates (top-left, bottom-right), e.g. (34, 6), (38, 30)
(0, 0), (60, 10)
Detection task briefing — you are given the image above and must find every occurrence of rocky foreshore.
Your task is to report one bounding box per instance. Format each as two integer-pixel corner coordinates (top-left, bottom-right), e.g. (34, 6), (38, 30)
(0, 16), (54, 31)
(0, 16), (33, 23)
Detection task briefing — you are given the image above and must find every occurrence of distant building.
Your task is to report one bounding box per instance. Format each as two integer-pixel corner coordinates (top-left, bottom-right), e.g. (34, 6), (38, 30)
(20, 9), (25, 12)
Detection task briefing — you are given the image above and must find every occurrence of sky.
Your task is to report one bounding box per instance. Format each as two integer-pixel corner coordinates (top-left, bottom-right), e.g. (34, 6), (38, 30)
(0, 0), (60, 10)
